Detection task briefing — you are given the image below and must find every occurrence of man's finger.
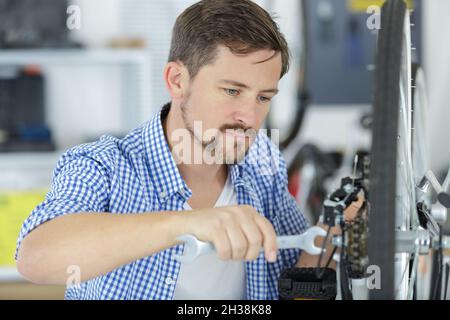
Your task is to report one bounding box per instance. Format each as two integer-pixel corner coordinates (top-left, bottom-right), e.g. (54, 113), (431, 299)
(225, 221), (248, 260)
(253, 215), (277, 262)
(213, 229), (232, 260)
(240, 219), (263, 261)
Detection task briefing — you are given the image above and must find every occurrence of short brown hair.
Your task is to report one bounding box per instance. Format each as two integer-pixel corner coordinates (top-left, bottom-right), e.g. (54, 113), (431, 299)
(168, 0), (290, 80)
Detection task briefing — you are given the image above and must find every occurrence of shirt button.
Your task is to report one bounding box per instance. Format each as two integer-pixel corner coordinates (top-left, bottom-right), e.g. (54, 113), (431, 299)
(165, 277), (175, 285)
(159, 190), (167, 199)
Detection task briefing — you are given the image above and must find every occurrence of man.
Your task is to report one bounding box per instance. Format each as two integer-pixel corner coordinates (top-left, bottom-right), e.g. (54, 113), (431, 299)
(15, 0), (349, 300)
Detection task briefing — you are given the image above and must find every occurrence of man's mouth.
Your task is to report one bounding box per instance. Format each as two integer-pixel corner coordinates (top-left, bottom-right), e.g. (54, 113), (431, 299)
(224, 130), (248, 140)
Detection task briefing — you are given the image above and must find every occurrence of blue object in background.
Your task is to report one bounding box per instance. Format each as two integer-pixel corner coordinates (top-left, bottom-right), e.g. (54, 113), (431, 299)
(344, 16), (364, 68)
(17, 125), (51, 142)
(305, 0), (422, 105)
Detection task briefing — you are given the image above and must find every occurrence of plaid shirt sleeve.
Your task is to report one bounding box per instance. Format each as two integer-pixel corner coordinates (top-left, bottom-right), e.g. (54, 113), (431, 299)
(273, 154), (311, 271)
(15, 150), (111, 260)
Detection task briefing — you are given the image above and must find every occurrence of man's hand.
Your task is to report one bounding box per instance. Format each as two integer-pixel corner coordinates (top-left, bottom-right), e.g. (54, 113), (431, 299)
(330, 190), (367, 236)
(344, 190), (366, 223)
(182, 205), (278, 262)
(296, 191), (367, 269)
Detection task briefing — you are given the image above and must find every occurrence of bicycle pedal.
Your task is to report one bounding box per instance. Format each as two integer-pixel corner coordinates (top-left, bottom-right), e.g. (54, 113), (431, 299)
(278, 267), (337, 300)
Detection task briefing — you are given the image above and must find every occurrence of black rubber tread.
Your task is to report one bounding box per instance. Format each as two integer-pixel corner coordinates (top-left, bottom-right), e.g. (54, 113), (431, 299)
(368, 0), (408, 300)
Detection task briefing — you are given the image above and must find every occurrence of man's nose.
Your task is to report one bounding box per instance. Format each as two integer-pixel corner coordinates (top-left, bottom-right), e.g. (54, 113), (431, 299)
(232, 99), (259, 128)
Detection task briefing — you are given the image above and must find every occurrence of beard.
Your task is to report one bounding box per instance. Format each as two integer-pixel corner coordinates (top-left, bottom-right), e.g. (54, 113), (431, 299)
(179, 95), (256, 165)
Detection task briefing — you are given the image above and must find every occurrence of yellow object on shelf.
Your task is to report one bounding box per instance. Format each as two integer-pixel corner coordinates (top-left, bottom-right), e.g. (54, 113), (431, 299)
(0, 191), (46, 266)
(347, 0), (414, 12)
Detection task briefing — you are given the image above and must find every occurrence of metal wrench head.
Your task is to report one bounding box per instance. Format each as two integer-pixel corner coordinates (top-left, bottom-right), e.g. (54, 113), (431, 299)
(173, 234), (206, 263)
(301, 226), (328, 255)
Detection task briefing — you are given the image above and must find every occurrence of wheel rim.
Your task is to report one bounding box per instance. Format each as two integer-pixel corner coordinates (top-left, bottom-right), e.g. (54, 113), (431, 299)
(394, 7), (414, 299)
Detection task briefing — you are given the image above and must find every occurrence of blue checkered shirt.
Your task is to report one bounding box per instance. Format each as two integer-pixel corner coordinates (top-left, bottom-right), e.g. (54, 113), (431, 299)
(16, 103), (309, 300)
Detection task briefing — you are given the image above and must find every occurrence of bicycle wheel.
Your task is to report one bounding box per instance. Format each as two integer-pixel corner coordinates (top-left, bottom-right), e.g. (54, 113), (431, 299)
(368, 0), (415, 300)
(411, 64), (433, 300)
(411, 64), (429, 187)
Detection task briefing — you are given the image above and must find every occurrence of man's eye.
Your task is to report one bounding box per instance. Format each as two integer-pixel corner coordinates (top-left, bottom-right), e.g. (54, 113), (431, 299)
(224, 88), (240, 96)
(258, 95), (271, 103)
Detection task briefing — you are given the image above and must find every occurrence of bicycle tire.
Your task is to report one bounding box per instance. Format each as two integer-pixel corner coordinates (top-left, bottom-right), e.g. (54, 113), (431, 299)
(368, 0), (413, 300)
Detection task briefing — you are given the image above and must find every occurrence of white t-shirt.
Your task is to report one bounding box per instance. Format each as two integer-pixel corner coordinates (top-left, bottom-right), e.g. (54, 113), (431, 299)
(172, 171), (246, 300)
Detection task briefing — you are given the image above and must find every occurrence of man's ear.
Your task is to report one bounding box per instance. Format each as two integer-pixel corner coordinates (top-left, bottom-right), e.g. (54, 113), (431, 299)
(163, 61), (189, 100)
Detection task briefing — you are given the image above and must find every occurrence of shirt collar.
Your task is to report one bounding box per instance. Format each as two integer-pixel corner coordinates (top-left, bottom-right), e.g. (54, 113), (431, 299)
(143, 103), (191, 202)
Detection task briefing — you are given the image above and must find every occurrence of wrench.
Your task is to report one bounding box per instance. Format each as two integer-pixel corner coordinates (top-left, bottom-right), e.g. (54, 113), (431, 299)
(173, 226), (327, 263)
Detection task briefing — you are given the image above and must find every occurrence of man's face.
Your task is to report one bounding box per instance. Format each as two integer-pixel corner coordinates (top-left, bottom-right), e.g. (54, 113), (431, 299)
(179, 45), (282, 164)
